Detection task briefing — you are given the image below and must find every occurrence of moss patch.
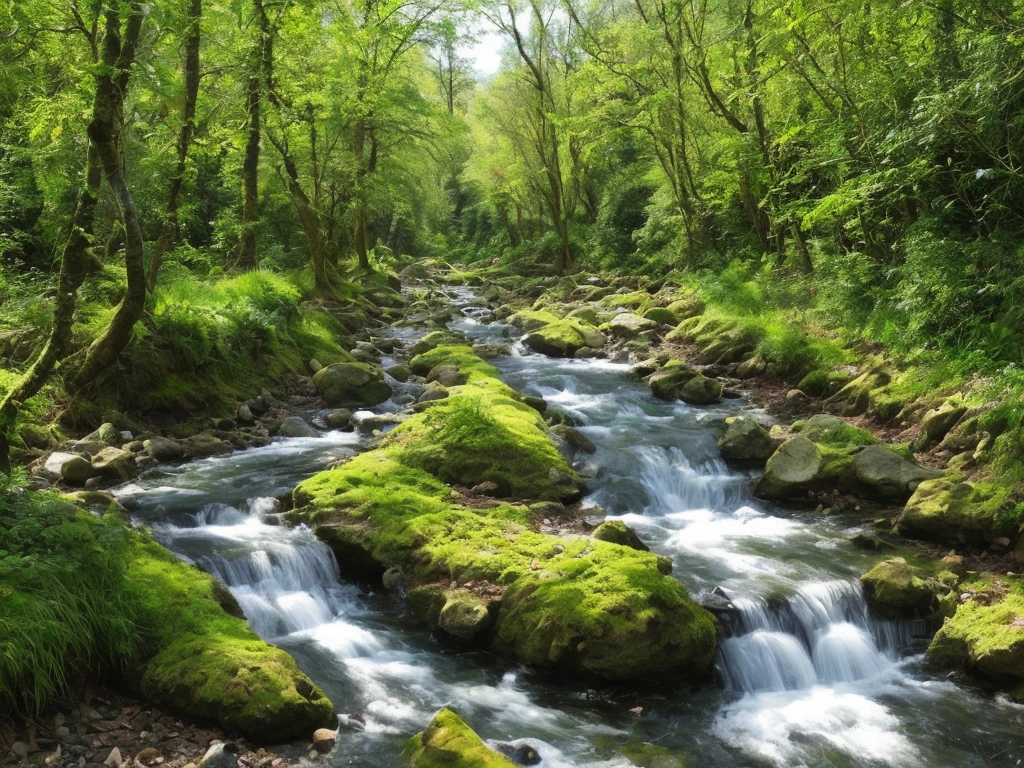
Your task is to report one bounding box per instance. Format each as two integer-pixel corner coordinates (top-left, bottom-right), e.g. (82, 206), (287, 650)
(927, 577), (1024, 694)
(291, 348), (717, 682)
(403, 708), (516, 767)
(0, 489), (333, 740)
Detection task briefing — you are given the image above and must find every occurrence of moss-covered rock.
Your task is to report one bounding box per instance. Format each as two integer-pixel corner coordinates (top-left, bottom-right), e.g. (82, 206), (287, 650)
(642, 307), (678, 326)
(524, 319), (605, 358)
(678, 375), (722, 405)
(823, 367), (891, 416)
(861, 557), (946, 619)
(509, 309), (561, 332)
(927, 578), (1024, 697)
(132, 539), (335, 743)
(608, 313), (656, 338)
(403, 708), (517, 767)
(895, 479), (1017, 545)
(646, 363), (698, 400)
(718, 416), (773, 462)
(755, 431), (939, 503)
(592, 520), (648, 551)
(438, 592), (493, 641)
(313, 362), (392, 407)
(291, 347), (716, 682)
(916, 404), (968, 449)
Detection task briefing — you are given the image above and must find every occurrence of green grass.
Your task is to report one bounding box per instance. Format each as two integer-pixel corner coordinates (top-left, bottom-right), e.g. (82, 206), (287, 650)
(0, 483), (333, 738)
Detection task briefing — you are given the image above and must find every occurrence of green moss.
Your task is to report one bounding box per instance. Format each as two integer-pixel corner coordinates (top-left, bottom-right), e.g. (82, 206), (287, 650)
(0, 489), (333, 741)
(291, 348), (717, 682)
(403, 708), (517, 767)
(896, 479), (1017, 545)
(860, 557), (945, 619)
(600, 290), (654, 313)
(134, 538), (334, 742)
(642, 307), (678, 326)
(524, 319), (604, 357)
(410, 344), (499, 380)
(791, 414), (879, 448)
(927, 577), (1024, 686)
(509, 308), (562, 332)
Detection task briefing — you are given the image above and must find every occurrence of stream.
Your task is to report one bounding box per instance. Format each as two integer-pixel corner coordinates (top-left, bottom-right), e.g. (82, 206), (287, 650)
(117, 286), (1024, 767)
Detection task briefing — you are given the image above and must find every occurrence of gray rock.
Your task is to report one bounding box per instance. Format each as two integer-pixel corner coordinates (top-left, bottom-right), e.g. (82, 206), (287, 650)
(277, 416), (319, 438)
(719, 416), (773, 462)
(12, 742), (30, 760)
(551, 425), (596, 454)
(852, 445), (943, 500)
(382, 567), (406, 594)
(608, 312), (656, 338)
(417, 383), (450, 404)
(198, 743), (235, 768)
(325, 409), (353, 429)
(754, 435), (820, 497)
(144, 436), (185, 461)
(236, 403), (254, 424)
(186, 433), (232, 457)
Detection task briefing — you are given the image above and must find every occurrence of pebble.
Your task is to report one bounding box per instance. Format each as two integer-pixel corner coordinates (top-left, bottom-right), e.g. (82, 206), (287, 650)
(103, 747), (122, 766)
(12, 742), (30, 759)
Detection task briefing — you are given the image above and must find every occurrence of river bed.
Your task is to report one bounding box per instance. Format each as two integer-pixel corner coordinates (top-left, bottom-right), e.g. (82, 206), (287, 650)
(117, 287), (1024, 767)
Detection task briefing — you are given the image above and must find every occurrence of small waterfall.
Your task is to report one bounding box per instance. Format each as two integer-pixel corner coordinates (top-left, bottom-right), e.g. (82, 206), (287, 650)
(638, 446), (747, 516)
(718, 580), (917, 693)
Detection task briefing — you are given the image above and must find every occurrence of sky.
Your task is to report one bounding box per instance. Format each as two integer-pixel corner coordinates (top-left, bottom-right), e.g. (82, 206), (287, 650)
(464, 30), (504, 76)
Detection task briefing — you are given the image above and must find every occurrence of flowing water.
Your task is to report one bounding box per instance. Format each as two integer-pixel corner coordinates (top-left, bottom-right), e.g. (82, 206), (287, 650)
(117, 287), (1024, 767)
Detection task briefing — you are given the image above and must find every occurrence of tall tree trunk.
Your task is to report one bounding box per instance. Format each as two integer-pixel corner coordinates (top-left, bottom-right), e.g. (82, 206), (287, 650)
(268, 132), (333, 295)
(0, 148), (102, 471)
(238, 68), (261, 268)
(67, 1), (147, 393)
(147, 0), (202, 291)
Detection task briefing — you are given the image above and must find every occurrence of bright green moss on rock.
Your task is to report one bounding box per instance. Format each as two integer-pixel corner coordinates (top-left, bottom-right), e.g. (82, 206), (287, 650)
(927, 578), (1024, 695)
(860, 557), (946, 619)
(130, 539), (335, 742)
(895, 479), (1017, 545)
(791, 414), (878, 448)
(291, 348), (717, 682)
(403, 708), (517, 767)
(524, 319), (605, 357)
(0, 490), (333, 741)
(508, 309), (562, 332)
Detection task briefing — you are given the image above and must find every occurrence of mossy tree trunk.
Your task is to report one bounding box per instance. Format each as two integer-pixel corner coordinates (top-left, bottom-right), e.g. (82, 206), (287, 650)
(146, 0), (202, 292)
(0, 147), (102, 471)
(66, 1), (147, 394)
(267, 131), (333, 295)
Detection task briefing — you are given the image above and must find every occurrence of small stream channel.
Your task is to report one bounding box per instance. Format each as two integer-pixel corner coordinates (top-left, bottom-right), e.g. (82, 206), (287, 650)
(117, 286), (1024, 767)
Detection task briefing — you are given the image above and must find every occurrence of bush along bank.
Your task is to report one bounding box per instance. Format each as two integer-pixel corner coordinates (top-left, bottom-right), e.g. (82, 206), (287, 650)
(0, 486), (335, 742)
(288, 344), (718, 683)
(447, 264), (1024, 702)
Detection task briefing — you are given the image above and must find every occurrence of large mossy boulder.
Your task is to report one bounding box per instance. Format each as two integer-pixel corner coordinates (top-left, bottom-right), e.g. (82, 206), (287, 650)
(861, 557), (946, 619)
(438, 592), (493, 642)
(917, 404), (968, 448)
(133, 540), (335, 743)
(823, 367), (891, 417)
(718, 416), (773, 462)
(895, 479), (1016, 546)
(403, 708), (517, 767)
(755, 417), (940, 502)
(524, 319), (605, 358)
(927, 579), (1024, 698)
(646, 363), (697, 400)
(508, 309), (561, 332)
(678, 375), (722, 405)
(291, 346), (717, 683)
(313, 362), (392, 408)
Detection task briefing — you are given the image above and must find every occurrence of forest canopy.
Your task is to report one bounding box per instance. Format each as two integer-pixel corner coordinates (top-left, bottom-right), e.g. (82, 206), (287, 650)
(1, 0), (1023, 460)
